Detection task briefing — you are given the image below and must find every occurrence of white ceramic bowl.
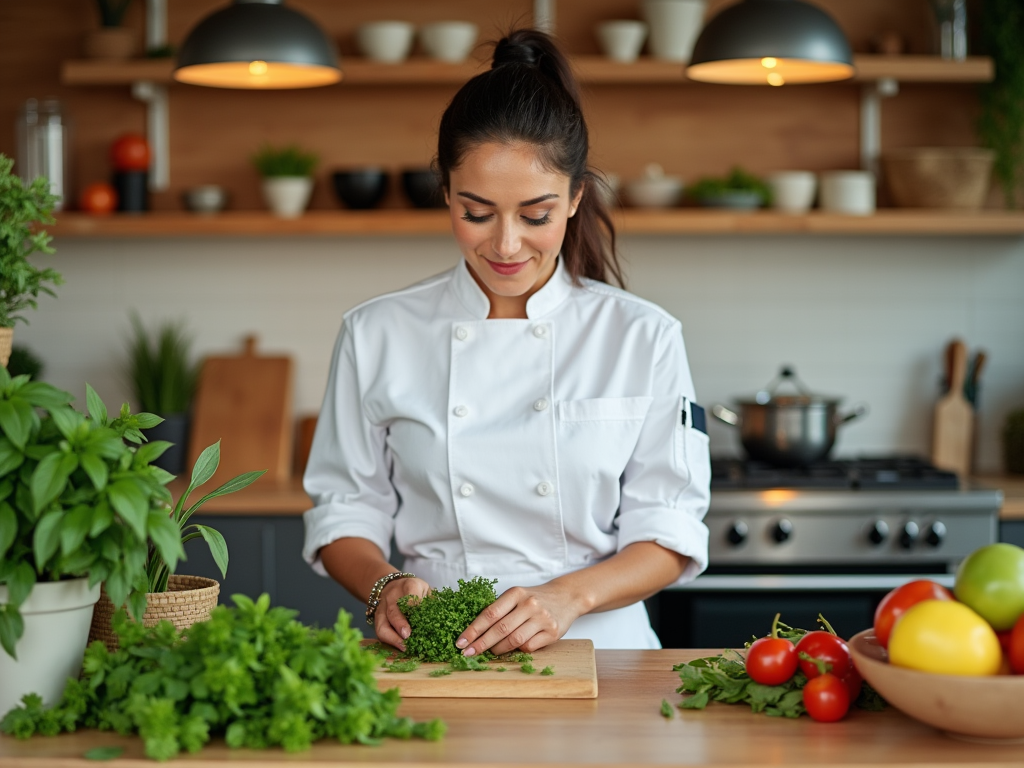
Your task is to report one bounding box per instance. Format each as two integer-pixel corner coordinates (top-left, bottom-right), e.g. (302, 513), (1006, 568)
(641, 0), (706, 62)
(419, 21), (478, 63)
(768, 170), (817, 213)
(624, 173), (684, 208)
(596, 20), (648, 63)
(357, 21), (416, 63)
(819, 170), (875, 215)
(183, 185), (228, 214)
(849, 629), (1024, 743)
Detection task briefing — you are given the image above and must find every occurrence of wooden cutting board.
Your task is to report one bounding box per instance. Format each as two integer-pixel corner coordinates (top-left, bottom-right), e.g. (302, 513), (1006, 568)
(931, 339), (974, 477)
(187, 335), (293, 486)
(370, 639), (598, 699)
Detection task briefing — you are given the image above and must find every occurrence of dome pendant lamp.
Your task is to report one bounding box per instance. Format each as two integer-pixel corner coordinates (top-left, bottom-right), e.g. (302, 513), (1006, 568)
(686, 0), (854, 86)
(175, 0), (341, 89)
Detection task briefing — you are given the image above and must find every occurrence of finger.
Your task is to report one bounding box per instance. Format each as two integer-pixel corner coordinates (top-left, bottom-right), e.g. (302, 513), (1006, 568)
(375, 616), (407, 652)
(474, 613), (545, 657)
(493, 628), (558, 657)
(464, 605), (534, 657)
(455, 590), (520, 651)
(385, 598), (412, 641)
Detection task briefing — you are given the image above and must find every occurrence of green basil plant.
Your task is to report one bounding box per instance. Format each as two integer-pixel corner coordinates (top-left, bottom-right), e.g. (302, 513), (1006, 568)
(0, 367), (265, 658)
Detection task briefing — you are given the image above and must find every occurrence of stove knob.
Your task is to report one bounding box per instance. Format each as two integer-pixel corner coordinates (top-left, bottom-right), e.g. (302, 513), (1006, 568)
(772, 519), (794, 544)
(727, 521), (749, 546)
(925, 521), (947, 548)
(899, 521), (920, 549)
(867, 520), (889, 546)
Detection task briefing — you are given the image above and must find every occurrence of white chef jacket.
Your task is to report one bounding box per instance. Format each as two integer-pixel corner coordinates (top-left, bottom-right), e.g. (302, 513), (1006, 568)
(302, 256), (711, 649)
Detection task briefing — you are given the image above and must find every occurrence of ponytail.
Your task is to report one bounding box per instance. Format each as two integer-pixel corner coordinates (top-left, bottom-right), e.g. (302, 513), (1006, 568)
(436, 29), (624, 288)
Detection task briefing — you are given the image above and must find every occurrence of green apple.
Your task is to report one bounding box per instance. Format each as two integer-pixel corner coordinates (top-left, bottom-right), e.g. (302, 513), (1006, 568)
(954, 543), (1024, 631)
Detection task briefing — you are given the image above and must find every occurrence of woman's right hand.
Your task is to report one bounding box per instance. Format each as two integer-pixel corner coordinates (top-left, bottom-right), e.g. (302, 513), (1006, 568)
(374, 576), (431, 651)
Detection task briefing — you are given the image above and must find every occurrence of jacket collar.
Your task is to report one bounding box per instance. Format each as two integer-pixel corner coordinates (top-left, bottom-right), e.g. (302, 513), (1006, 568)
(451, 256), (574, 320)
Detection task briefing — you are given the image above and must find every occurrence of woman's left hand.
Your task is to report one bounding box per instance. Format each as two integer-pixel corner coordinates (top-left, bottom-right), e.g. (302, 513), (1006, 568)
(454, 582), (585, 657)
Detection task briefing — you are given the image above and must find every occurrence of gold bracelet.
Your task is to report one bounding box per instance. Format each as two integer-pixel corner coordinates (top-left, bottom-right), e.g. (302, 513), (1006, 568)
(365, 571), (416, 626)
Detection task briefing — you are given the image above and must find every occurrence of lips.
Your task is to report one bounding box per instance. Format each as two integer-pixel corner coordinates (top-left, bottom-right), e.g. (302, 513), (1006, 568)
(485, 257), (529, 276)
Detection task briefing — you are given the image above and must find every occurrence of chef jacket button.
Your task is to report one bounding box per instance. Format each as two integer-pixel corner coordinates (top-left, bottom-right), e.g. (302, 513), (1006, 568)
(532, 325), (548, 339)
(455, 326), (469, 341)
(453, 405), (469, 418)
(533, 398), (549, 412)
(459, 483), (475, 497)
(536, 482), (553, 496)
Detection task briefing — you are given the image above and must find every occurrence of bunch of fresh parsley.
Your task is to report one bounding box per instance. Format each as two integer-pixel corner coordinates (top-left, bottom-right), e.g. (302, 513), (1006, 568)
(398, 577), (498, 662)
(0, 594), (445, 761)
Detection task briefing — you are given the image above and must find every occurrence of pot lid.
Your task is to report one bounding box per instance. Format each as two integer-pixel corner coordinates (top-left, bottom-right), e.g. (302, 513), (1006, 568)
(735, 366), (841, 406)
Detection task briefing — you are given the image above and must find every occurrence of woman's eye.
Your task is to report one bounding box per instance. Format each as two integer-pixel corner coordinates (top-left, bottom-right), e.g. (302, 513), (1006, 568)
(522, 214), (551, 227)
(461, 211), (492, 223)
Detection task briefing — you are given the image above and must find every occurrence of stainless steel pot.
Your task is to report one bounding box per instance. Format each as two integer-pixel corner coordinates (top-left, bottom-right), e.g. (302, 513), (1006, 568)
(712, 367), (867, 466)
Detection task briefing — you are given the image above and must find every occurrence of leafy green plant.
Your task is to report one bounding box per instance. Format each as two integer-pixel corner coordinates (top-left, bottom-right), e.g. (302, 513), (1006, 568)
(95, 0), (132, 27)
(978, 0), (1024, 208)
(0, 595), (445, 760)
(0, 154), (63, 329)
(251, 144), (319, 178)
(688, 167), (771, 204)
(125, 313), (199, 415)
(397, 577), (498, 663)
(0, 369), (265, 658)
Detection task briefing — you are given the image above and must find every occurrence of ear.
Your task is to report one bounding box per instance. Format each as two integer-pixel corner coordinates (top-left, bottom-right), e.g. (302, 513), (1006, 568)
(444, 188), (450, 206)
(569, 182), (585, 217)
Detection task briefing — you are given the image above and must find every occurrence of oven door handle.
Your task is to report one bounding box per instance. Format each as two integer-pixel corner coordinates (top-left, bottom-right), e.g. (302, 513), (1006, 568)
(672, 574), (955, 592)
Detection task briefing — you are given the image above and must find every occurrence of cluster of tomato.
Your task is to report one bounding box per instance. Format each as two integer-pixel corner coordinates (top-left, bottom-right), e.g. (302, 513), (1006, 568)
(744, 615), (860, 723)
(79, 134), (151, 215)
(878, 543), (1024, 677)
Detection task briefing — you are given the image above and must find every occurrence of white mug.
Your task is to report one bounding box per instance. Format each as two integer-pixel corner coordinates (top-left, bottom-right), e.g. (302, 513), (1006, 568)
(819, 171), (876, 215)
(641, 0), (707, 62)
(419, 21), (478, 63)
(768, 171), (817, 214)
(357, 21), (416, 63)
(596, 20), (648, 63)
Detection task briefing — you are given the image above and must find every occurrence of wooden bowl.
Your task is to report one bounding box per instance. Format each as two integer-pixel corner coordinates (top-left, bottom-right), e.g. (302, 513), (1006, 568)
(882, 147), (994, 209)
(849, 629), (1024, 743)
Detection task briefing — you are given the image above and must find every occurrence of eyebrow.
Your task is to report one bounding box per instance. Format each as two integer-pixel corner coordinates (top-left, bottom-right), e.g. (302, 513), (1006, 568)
(457, 191), (560, 207)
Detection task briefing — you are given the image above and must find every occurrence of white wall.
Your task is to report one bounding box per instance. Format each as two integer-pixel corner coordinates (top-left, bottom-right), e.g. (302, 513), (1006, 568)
(18, 232), (1024, 474)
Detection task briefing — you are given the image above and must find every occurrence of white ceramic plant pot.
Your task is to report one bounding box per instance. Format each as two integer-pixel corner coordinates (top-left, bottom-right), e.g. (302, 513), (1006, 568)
(820, 171), (876, 215)
(357, 21), (416, 63)
(642, 0), (707, 62)
(768, 171), (818, 214)
(261, 176), (314, 219)
(0, 578), (101, 717)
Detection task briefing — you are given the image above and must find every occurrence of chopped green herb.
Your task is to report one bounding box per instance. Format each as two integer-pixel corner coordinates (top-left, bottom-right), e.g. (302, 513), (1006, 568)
(495, 666), (507, 672)
(398, 577), (498, 663)
(450, 654), (489, 672)
(84, 746), (124, 761)
(383, 658), (420, 673)
(503, 651), (534, 663)
(520, 663), (535, 674)
(428, 668), (453, 678)
(540, 666), (554, 676)
(660, 700), (674, 719)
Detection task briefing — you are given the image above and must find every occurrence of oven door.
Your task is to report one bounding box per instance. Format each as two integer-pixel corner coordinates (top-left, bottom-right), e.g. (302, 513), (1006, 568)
(647, 565), (954, 649)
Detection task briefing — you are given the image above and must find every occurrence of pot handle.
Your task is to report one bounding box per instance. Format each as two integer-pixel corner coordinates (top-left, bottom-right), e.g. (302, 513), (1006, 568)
(712, 404), (741, 427)
(836, 404), (869, 426)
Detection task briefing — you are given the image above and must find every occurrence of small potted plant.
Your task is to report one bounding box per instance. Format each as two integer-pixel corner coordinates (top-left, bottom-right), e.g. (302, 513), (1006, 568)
(252, 143), (319, 218)
(689, 166), (772, 210)
(0, 370), (265, 716)
(124, 313), (199, 474)
(0, 155), (63, 368)
(84, 0), (137, 60)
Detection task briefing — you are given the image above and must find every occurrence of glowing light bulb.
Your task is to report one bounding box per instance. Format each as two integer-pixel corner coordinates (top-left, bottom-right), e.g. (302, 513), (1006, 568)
(767, 72), (785, 86)
(761, 57), (778, 69)
(249, 60), (269, 76)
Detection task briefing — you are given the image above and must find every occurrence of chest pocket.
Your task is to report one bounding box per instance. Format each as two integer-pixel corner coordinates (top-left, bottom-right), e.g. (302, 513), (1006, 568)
(557, 397), (653, 492)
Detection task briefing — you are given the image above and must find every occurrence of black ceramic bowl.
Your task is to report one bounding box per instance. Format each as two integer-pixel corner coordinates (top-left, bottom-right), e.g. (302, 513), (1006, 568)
(401, 169), (446, 209)
(332, 169), (389, 210)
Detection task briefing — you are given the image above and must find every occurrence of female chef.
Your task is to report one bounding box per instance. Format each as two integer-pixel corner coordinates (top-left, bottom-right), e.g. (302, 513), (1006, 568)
(302, 29), (710, 654)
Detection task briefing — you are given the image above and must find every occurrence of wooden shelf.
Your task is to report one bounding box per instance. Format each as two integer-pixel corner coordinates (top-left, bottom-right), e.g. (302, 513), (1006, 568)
(49, 209), (1024, 238)
(60, 54), (994, 87)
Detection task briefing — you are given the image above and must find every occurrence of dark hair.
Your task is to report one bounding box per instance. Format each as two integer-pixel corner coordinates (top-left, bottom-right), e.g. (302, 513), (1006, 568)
(436, 29), (624, 288)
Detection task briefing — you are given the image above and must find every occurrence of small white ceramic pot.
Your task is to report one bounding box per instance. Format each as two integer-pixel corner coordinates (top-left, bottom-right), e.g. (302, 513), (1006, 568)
(624, 164), (684, 208)
(641, 0), (707, 62)
(0, 578), (101, 717)
(262, 176), (314, 219)
(357, 21), (416, 63)
(596, 20), (649, 63)
(419, 21), (478, 63)
(820, 171), (876, 215)
(768, 171), (818, 214)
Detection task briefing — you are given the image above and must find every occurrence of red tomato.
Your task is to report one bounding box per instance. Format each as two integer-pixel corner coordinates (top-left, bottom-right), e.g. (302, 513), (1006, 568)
(840, 666), (862, 703)
(803, 673), (851, 723)
(1010, 613), (1024, 674)
(79, 182), (118, 214)
(873, 579), (954, 649)
(795, 631), (852, 680)
(110, 133), (151, 171)
(746, 637), (798, 685)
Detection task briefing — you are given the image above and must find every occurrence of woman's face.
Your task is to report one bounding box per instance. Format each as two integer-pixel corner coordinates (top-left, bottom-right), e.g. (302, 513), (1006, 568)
(446, 142), (582, 319)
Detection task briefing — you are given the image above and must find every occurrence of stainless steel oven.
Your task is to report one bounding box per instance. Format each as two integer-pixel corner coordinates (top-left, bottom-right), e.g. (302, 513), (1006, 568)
(648, 457), (1003, 647)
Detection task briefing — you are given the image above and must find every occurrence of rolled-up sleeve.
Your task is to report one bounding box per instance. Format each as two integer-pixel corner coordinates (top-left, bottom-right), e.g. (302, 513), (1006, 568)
(615, 320), (711, 584)
(302, 319), (398, 576)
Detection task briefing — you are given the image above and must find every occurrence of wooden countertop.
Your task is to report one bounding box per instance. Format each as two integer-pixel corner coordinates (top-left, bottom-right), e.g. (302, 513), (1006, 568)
(2, 649), (1021, 767)
(973, 475), (1024, 520)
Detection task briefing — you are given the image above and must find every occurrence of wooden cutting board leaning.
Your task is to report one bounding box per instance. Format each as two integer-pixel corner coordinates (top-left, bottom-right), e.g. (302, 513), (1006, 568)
(369, 639), (598, 698)
(187, 335), (293, 487)
(931, 339), (974, 477)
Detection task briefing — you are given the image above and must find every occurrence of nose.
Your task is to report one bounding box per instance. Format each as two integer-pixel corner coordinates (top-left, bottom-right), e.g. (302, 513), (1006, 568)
(490, 217), (521, 259)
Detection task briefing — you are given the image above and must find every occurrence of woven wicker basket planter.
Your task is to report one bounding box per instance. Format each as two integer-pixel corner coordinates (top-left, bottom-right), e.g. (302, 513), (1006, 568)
(0, 327), (13, 368)
(88, 574), (220, 652)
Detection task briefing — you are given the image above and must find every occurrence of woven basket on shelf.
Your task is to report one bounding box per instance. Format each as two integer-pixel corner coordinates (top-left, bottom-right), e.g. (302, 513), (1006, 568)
(88, 574), (220, 652)
(0, 327), (13, 368)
